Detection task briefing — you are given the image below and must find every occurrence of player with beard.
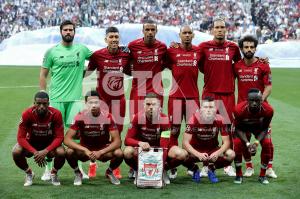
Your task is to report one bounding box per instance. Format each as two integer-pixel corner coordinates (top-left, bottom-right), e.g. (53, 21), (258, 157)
(86, 27), (131, 179)
(233, 88), (274, 184)
(234, 35), (276, 178)
(64, 91), (123, 186)
(39, 20), (92, 180)
(182, 96), (235, 183)
(12, 91), (65, 186)
(123, 93), (187, 185)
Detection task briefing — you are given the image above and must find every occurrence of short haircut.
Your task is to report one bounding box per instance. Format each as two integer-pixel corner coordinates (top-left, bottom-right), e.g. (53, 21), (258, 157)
(106, 26), (119, 35)
(85, 90), (100, 102)
(201, 96), (215, 105)
(60, 20), (75, 32)
(145, 92), (159, 99)
(212, 16), (226, 28)
(238, 35), (258, 48)
(143, 19), (157, 29)
(34, 91), (49, 100)
(180, 25), (193, 33)
(248, 88), (262, 99)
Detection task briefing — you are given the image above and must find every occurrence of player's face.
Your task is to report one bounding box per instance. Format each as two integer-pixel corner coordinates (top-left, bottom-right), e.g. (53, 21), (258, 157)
(248, 95), (262, 113)
(86, 96), (101, 116)
(144, 98), (160, 119)
(61, 24), (75, 43)
(105, 32), (120, 50)
(34, 98), (49, 117)
(213, 21), (226, 40)
(179, 26), (194, 45)
(200, 101), (216, 122)
(242, 41), (256, 59)
(143, 24), (157, 44)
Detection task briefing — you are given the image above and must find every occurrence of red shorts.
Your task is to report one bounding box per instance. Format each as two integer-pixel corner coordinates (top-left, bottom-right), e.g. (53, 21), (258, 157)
(168, 97), (200, 125)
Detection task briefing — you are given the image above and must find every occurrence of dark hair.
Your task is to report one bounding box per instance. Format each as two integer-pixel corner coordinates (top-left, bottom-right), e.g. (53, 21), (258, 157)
(145, 92), (159, 99)
(203, 96), (214, 102)
(248, 88), (262, 99)
(85, 90), (100, 102)
(238, 35), (258, 48)
(34, 91), (49, 100)
(143, 19), (157, 29)
(248, 88), (260, 94)
(180, 25), (193, 33)
(60, 20), (75, 32)
(106, 26), (119, 35)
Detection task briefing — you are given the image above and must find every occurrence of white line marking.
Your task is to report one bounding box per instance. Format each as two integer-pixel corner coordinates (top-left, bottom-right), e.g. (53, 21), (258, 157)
(0, 85), (39, 89)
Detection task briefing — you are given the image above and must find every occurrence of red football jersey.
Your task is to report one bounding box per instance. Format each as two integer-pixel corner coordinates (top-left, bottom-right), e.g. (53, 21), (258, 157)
(234, 59), (272, 103)
(166, 45), (200, 98)
(233, 101), (273, 134)
(185, 114), (229, 151)
(70, 110), (118, 150)
(88, 47), (131, 100)
(125, 112), (170, 147)
(17, 106), (64, 153)
(128, 38), (167, 96)
(199, 40), (241, 93)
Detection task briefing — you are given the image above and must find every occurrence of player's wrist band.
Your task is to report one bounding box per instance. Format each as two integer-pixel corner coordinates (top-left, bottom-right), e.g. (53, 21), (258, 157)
(246, 142), (251, 147)
(254, 140), (259, 146)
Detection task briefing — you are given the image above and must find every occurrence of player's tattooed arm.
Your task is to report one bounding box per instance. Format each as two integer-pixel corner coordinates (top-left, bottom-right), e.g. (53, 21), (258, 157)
(39, 67), (49, 90)
(235, 128), (249, 144)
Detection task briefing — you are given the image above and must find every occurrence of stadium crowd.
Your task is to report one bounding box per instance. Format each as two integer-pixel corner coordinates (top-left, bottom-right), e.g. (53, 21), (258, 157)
(1, 0), (300, 43)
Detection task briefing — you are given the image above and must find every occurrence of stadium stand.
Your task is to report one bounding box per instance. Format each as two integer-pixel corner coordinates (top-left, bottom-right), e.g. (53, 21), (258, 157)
(1, 0), (300, 43)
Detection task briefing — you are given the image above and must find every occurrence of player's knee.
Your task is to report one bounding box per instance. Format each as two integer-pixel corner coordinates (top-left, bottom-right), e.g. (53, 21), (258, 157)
(114, 148), (123, 158)
(171, 147), (187, 160)
(65, 148), (75, 158)
(123, 146), (135, 159)
(55, 146), (65, 157)
(12, 144), (23, 157)
(224, 149), (235, 161)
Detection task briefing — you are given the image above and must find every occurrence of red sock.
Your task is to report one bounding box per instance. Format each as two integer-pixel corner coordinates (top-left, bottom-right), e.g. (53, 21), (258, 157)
(245, 161), (253, 169)
(260, 164), (267, 177)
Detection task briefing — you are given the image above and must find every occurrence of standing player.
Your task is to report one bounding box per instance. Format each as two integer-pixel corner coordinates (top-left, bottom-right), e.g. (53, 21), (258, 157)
(166, 25), (201, 178)
(128, 19), (167, 115)
(39, 20), (92, 180)
(233, 88), (274, 184)
(12, 91), (65, 186)
(123, 93), (187, 185)
(197, 17), (241, 176)
(234, 35), (276, 178)
(86, 26), (131, 178)
(64, 91), (123, 185)
(183, 96), (235, 183)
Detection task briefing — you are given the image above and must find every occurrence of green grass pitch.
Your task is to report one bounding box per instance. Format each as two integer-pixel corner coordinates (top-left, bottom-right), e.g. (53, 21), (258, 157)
(0, 66), (299, 199)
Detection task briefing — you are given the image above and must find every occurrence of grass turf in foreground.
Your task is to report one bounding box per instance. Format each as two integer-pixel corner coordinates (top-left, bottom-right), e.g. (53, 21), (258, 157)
(0, 67), (299, 199)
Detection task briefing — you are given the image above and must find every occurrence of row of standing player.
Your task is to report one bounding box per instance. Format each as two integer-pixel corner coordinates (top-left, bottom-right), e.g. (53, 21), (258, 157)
(13, 18), (277, 186)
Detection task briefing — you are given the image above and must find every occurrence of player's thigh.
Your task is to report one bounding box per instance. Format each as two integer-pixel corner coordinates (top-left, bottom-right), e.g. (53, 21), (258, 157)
(168, 145), (188, 159)
(50, 101), (66, 122)
(66, 101), (84, 127)
(168, 97), (184, 125)
(47, 146), (65, 158)
(12, 143), (33, 158)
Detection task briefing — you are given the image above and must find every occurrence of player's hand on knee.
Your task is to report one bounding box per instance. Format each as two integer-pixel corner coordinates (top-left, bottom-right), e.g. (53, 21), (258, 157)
(138, 142), (150, 151)
(93, 150), (104, 160)
(209, 151), (220, 162)
(197, 152), (209, 161)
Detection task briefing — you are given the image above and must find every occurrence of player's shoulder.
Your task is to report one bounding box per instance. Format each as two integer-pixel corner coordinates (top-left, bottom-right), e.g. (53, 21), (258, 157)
(198, 40), (210, 48)
(262, 102), (274, 115)
(255, 59), (271, 69)
(234, 101), (248, 114)
(159, 112), (170, 122)
(128, 38), (143, 47)
(225, 40), (239, 48)
(22, 106), (34, 117)
(155, 39), (167, 48)
(215, 114), (225, 124)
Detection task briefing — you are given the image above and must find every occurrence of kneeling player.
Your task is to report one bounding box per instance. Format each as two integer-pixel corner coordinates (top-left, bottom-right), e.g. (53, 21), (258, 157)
(64, 91), (123, 185)
(182, 96), (235, 183)
(233, 88), (274, 184)
(12, 91), (65, 186)
(124, 93), (187, 185)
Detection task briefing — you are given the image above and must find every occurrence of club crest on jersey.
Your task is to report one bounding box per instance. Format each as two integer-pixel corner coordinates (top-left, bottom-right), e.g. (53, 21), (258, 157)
(118, 58), (122, 64)
(142, 163), (158, 177)
(108, 76), (123, 91)
(254, 68), (258, 74)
